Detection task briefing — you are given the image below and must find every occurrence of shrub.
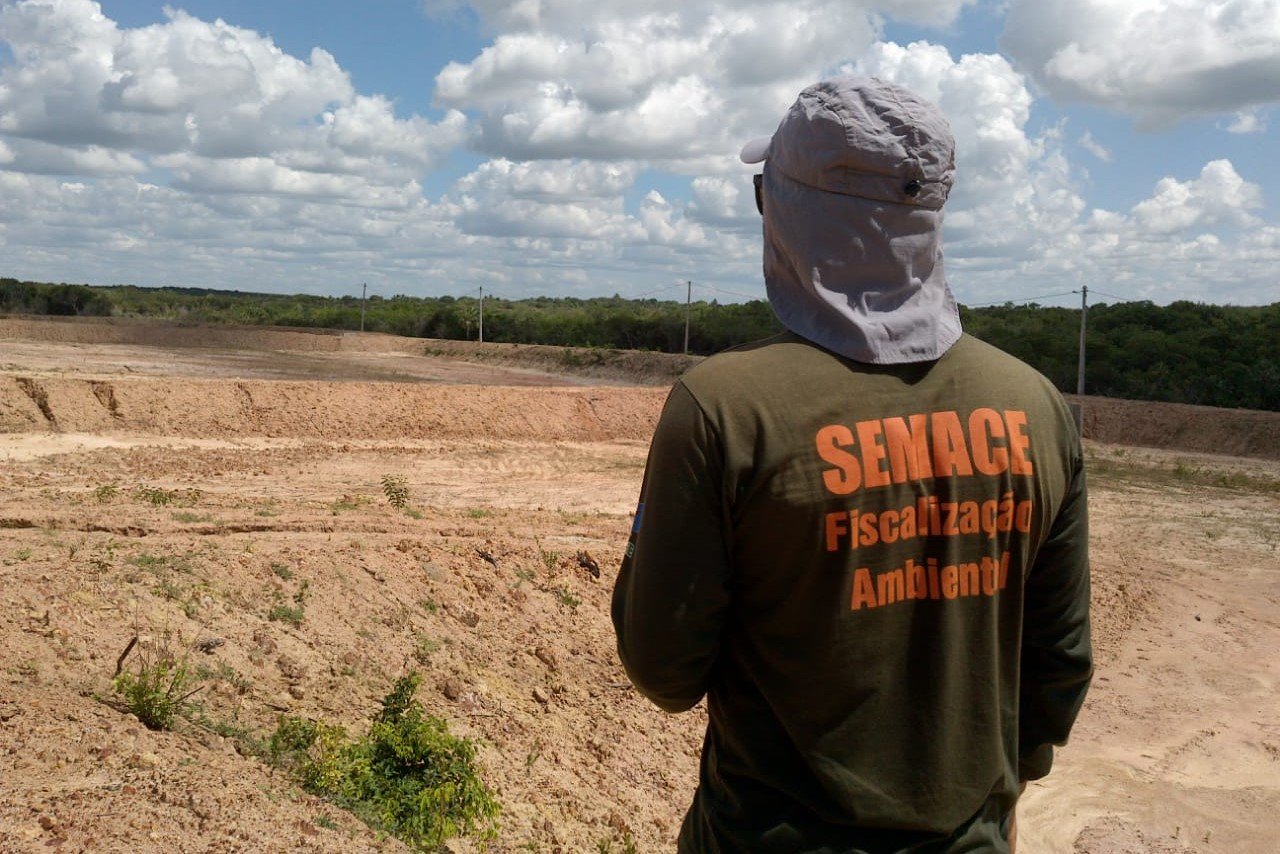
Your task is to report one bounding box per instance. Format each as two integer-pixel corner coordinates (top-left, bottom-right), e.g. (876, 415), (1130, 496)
(268, 673), (499, 850)
(381, 475), (410, 509)
(113, 638), (201, 730)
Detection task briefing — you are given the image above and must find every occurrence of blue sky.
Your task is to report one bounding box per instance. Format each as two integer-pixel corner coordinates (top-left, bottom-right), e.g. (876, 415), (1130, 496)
(1, 0), (1277, 307)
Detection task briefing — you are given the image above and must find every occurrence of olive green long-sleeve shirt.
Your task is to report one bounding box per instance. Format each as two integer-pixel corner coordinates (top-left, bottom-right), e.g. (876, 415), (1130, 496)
(612, 332), (1092, 853)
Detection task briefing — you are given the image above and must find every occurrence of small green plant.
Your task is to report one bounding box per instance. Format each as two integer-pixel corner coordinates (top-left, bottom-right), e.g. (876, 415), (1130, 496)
(94, 483), (118, 502)
(269, 597), (305, 626)
(112, 636), (202, 731)
(268, 673), (500, 850)
(172, 511), (211, 523)
(269, 580), (309, 625)
(381, 475), (410, 509)
(270, 563), (294, 581)
(194, 661), (253, 694)
(12, 659), (39, 679)
(129, 552), (195, 575)
(315, 815), (338, 831)
(534, 537), (559, 572)
(14, 548), (32, 561)
(553, 586), (581, 612)
(154, 577), (186, 603)
(596, 834), (638, 854)
(329, 494), (365, 514)
(466, 508), (492, 519)
(133, 486), (176, 506)
(419, 598), (438, 614)
(412, 635), (440, 664)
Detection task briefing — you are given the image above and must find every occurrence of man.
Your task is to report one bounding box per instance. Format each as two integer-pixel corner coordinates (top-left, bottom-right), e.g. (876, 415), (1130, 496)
(611, 77), (1092, 853)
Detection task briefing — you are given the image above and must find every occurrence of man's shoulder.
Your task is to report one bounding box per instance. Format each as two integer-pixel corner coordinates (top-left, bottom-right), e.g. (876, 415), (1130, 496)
(680, 331), (1051, 386)
(676, 331), (835, 396)
(677, 331), (1069, 419)
(945, 334), (1064, 396)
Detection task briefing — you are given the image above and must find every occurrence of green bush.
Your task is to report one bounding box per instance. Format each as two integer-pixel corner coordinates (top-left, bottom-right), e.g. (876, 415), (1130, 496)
(381, 474), (410, 509)
(113, 645), (200, 730)
(268, 673), (499, 850)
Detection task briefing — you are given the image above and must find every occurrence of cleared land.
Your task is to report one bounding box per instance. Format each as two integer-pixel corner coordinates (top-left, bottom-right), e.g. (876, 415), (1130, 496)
(1, 319), (1278, 853)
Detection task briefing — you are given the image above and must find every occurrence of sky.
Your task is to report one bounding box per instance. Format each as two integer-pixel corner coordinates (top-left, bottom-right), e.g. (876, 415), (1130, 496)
(1, 0), (1278, 308)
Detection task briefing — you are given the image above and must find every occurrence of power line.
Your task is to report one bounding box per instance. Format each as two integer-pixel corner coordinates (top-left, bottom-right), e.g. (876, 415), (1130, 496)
(700, 283), (766, 301)
(1086, 288), (1136, 302)
(962, 290), (1078, 308)
(630, 281), (688, 299)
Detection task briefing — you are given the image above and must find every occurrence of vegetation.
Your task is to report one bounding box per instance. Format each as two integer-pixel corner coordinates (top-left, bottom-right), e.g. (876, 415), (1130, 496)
(380, 474), (410, 509)
(4, 277), (1277, 410)
(113, 636), (202, 730)
(268, 673), (500, 851)
(268, 579), (309, 626)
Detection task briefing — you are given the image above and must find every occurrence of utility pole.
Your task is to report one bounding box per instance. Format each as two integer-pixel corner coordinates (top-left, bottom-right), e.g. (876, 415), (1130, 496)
(359, 282), (367, 333)
(683, 280), (692, 355)
(1076, 284), (1088, 396)
(478, 286), (484, 344)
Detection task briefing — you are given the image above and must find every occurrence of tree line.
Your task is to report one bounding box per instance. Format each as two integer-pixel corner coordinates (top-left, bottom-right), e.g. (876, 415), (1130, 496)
(3, 277), (1277, 412)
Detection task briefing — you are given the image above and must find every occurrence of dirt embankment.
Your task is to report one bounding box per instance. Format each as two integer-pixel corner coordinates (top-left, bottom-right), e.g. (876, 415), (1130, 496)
(419, 339), (701, 387)
(4, 315), (1279, 458)
(0, 375), (666, 442)
(0, 315), (362, 353)
(0, 315), (699, 385)
(1067, 394), (1280, 461)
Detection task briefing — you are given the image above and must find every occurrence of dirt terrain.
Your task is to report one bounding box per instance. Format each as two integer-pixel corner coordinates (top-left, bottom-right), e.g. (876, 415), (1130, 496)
(1, 319), (1278, 852)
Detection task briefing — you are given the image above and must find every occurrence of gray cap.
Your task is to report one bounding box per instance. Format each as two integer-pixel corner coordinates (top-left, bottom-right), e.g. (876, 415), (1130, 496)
(742, 76), (962, 364)
(741, 76), (955, 209)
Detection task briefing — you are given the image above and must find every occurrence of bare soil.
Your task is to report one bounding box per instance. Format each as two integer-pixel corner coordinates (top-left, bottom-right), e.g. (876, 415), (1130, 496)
(1, 319), (1277, 853)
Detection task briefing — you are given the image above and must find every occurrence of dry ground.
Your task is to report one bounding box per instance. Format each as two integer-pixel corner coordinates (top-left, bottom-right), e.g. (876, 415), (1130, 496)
(1, 324), (1278, 853)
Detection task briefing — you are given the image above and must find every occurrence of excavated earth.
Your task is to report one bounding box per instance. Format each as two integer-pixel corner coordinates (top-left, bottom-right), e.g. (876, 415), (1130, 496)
(1, 317), (1278, 853)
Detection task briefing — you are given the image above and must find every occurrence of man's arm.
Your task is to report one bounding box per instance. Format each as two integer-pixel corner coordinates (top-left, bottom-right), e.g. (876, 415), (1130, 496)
(1018, 453), (1092, 781)
(611, 382), (731, 713)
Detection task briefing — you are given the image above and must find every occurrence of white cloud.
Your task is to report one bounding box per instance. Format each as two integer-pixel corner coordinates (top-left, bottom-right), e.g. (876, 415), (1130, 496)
(1078, 131), (1112, 162)
(1001, 0), (1280, 127)
(1223, 108), (1268, 134)
(434, 2), (910, 163)
(0, 0), (466, 195)
(0, 137), (146, 175)
(1129, 159), (1262, 234)
(445, 158), (641, 239)
(452, 0), (973, 35)
(687, 176), (756, 228)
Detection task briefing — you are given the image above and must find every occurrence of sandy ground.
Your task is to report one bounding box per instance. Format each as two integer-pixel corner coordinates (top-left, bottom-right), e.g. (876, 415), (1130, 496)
(1, 328), (1278, 853)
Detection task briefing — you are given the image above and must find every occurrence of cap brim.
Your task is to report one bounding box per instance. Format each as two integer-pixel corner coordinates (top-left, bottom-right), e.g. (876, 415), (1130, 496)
(739, 137), (772, 164)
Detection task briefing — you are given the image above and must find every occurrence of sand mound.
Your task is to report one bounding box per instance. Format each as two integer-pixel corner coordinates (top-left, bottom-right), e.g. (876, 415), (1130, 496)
(1069, 394), (1280, 460)
(0, 375), (666, 441)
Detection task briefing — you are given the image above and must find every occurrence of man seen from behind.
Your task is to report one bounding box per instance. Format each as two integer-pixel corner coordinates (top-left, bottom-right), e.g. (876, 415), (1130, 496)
(612, 76), (1092, 853)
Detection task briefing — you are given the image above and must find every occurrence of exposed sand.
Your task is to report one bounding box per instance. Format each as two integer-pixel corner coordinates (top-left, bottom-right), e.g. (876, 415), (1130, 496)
(1, 321), (1277, 852)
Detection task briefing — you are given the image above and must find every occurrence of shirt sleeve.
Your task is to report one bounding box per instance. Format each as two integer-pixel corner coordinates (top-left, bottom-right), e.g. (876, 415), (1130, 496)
(1018, 451), (1093, 781)
(611, 381), (732, 713)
